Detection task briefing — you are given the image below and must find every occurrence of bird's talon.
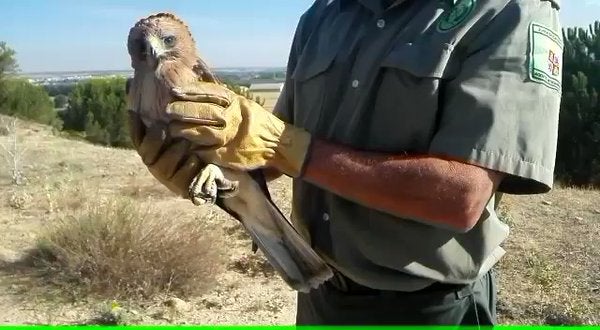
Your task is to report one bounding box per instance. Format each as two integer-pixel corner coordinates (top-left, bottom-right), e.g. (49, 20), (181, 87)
(191, 196), (206, 206)
(189, 164), (239, 205)
(217, 180), (240, 198)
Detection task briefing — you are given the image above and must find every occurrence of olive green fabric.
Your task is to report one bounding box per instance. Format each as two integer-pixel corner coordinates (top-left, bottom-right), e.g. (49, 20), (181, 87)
(274, 0), (561, 291)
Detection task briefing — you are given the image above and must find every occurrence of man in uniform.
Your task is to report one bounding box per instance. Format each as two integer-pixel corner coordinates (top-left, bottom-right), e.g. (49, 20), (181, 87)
(129, 0), (562, 325)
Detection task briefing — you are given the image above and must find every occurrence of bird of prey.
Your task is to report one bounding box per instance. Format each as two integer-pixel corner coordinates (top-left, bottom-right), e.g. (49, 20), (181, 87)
(126, 12), (333, 293)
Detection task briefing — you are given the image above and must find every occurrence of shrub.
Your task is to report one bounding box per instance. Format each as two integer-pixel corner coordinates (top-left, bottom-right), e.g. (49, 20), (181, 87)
(60, 77), (131, 148)
(53, 94), (68, 109)
(557, 22), (600, 187)
(0, 79), (61, 128)
(44, 84), (75, 97)
(60, 77), (269, 149)
(0, 41), (18, 81)
(225, 83), (266, 106)
(30, 198), (223, 299)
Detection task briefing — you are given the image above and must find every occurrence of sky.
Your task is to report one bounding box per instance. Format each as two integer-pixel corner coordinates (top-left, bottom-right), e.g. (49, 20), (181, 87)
(0, 0), (599, 73)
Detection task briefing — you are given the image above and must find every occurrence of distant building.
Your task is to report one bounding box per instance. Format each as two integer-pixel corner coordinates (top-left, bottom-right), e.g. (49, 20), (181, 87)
(249, 82), (284, 93)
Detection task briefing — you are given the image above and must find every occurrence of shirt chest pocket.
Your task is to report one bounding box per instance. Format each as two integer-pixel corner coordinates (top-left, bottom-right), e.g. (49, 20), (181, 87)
(290, 24), (343, 132)
(368, 42), (458, 152)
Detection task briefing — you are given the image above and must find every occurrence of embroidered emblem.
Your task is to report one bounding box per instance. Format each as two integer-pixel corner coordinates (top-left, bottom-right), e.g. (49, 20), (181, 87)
(529, 22), (564, 92)
(437, 0), (476, 32)
(548, 50), (561, 76)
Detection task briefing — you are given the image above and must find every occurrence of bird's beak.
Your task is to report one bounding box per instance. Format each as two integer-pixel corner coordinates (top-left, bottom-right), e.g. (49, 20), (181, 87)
(145, 35), (165, 60)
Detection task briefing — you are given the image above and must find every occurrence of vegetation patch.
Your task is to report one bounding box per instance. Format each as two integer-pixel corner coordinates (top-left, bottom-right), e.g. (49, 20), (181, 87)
(228, 253), (275, 278)
(6, 198), (223, 300)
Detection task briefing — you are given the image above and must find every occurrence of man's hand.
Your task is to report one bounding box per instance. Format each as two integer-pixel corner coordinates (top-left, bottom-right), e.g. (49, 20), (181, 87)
(165, 81), (313, 178)
(128, 110), (203, 199)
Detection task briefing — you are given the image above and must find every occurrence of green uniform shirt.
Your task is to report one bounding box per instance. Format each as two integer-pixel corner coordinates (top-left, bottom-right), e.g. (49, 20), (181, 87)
(274, 0), (562, 291)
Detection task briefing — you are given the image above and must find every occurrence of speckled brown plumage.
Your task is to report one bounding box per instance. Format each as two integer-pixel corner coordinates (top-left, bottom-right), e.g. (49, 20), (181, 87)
(126, 13), (334, 293)
(127, 12), (217, 125)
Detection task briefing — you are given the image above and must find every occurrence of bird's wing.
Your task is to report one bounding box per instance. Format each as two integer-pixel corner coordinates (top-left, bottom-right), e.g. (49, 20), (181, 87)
(216, 169), (333, 292)
(247, 169), (271, 254)
(158, 77), (334, 291)
(193, 58), (220, 84)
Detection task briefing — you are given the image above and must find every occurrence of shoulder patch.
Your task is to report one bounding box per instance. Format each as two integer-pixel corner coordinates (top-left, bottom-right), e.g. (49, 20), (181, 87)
(437, 0), (477, 33)
(528, 22), (563, 92)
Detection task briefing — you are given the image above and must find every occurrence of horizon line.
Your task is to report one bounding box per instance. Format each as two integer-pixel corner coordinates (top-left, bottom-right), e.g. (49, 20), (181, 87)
(19, 66), (287, 75)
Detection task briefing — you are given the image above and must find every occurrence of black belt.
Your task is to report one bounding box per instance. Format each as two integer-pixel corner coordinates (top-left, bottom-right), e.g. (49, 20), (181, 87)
(328, 269), (474, 299)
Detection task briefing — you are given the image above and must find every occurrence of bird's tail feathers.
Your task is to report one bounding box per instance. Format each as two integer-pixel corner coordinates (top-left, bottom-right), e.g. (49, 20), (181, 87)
(220, 169), (333, 292)
(242, 207), (334, 292)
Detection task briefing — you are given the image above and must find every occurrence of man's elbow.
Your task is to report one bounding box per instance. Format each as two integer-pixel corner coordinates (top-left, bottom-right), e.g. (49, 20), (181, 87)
(415, 195), (486, 233)
(446, 166), (503, 233)
(448, 188), (493, 233)
(450, 200), (486, 233)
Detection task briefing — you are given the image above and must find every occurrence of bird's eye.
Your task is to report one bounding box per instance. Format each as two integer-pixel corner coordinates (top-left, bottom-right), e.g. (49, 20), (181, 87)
(163, 36), (176, 47)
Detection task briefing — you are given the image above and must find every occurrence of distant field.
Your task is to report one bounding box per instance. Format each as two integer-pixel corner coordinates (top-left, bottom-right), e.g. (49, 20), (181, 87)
(252, 91), (281, 112)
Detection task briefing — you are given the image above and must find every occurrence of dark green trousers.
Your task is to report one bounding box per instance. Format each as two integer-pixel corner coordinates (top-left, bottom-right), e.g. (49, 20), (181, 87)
(296, 270), (497, 325)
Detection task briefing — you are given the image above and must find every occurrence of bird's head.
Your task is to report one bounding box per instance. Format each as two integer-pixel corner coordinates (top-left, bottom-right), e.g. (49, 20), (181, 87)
(127, 13), (198, 71)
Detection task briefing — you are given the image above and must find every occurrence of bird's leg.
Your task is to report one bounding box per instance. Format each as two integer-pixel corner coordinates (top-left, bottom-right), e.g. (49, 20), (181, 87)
(189, 164), (239, 205)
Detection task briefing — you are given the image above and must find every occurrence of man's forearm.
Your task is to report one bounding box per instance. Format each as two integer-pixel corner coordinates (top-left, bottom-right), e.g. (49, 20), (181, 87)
(301, 139), (502, 232)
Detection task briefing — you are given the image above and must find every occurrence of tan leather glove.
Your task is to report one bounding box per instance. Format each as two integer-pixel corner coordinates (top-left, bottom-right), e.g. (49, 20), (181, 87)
(165, 81), (313, 178)
(128, 110), (203, 199)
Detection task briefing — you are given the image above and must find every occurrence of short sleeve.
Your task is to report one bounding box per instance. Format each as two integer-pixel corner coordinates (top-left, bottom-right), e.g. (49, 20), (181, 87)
(428, 0), (563, 195)
(273, 82), (293, 123)
(273, 13), (308, 124)
(273, 0), (331, 124)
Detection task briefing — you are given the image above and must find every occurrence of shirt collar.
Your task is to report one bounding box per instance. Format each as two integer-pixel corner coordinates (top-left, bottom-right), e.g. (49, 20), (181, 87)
(356, 0), (410, 14)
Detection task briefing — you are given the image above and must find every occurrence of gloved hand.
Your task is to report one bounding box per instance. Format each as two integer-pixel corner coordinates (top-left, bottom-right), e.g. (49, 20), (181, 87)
(165, 81), (313, 178)
(127, 110), (203, 199)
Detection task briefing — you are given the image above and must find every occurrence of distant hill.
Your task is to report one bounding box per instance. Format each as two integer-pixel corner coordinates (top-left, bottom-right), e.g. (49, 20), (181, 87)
(20, 68), (287, 88)
(19, 67), (286, 80)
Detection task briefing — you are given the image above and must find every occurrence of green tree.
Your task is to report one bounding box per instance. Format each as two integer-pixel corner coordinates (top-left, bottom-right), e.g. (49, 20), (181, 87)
(0, 42), (60, 128)
(557, 21), (600, 186)
(0, 41), (18, 81)
(0, 79), (61, 127)
(84, 112), (110, 146)
(54, 94), (68, 109)
(44, 84), (75, 97)
(0, 42), (18, 109)
(61, 77), (132, 148)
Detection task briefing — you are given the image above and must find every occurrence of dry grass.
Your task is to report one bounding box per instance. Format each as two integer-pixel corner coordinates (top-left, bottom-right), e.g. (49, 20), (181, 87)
(0, 114), (598, 325)
(4, 197), (224, 301)
(228, 253), (276, 278)
(0, 117), (28, 185)
(251, 91), (281, 111)
(496, 188), (600, 325)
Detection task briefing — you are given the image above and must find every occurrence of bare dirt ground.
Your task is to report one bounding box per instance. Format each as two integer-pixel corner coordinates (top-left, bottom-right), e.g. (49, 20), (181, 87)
(0, 116), (598, 325)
